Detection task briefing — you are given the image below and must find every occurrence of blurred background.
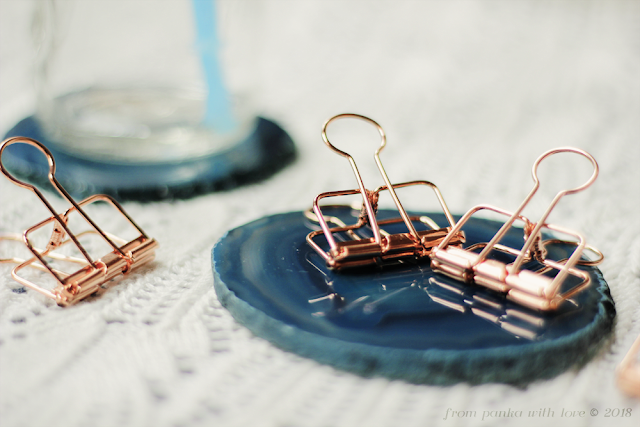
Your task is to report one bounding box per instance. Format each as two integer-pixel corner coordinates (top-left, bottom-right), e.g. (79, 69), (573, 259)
(1, 1), (638, 426)
(2, 1), (637, 197)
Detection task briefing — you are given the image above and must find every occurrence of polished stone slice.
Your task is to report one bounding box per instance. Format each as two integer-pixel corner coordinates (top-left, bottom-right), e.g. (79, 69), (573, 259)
(212, 207), (615, 385)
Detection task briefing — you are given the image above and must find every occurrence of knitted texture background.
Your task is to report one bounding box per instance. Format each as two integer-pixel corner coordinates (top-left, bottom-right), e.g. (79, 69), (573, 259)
(1, 1), (639, 426)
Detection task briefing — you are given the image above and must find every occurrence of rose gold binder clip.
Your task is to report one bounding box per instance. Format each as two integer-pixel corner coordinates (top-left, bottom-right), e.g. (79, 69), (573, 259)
(0, 137), (158, 306)
(306, 113), (464, 270)
(617, 334), (640, 398)
(430, 147), (603, 311)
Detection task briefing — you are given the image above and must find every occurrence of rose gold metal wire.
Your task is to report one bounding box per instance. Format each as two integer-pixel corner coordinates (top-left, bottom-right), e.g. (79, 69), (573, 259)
(319, 114), (386, 245)
(431, 147), (602, 311)
(309, 113), (462, 270)
(0, 136), (158, 306)
(617, 334), (640, 398)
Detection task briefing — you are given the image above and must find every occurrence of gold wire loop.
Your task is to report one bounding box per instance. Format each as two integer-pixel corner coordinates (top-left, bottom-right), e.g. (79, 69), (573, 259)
(531, 147), (599, 197)
(541, 239), (604, 266)
(319, 113), (388, 245)
(0, 137), (56, 190)
(321, 113), (387, 159)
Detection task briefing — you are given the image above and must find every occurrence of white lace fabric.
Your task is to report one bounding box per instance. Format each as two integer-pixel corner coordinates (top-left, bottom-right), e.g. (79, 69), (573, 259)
(1, 1), (639, 426)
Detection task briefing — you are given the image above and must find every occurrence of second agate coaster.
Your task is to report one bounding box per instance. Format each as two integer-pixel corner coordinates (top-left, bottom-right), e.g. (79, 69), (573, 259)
(2, 116), (295, 201)
(212, 207), (615, 385)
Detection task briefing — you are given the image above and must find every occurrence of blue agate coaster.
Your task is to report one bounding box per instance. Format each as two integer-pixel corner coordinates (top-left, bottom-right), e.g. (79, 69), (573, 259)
(2, 116), (295, 201)
(212, 207), (615, 385)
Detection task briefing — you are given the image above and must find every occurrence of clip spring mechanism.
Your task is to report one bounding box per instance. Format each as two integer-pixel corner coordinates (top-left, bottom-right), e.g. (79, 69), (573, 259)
(306, 114), (464, 270)
(431, 147), (602, 311)
(1, 137), (158, 306)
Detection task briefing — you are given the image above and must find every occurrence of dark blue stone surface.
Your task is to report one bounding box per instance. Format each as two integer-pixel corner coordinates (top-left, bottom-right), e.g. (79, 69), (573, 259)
(2, 116), (296, 201)
(212, 207), (615, 385)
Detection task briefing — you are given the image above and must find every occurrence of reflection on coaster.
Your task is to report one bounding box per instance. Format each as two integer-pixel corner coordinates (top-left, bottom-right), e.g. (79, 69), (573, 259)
(212, 207), (615, 385)
(2, 116), (296, 201)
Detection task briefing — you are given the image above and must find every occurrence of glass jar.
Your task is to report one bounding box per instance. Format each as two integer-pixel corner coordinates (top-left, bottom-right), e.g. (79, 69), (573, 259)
(32, 0), (254, 163)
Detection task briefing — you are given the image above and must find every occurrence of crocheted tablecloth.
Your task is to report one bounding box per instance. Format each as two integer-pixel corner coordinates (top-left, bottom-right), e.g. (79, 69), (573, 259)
(1, 1), (638, 426)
